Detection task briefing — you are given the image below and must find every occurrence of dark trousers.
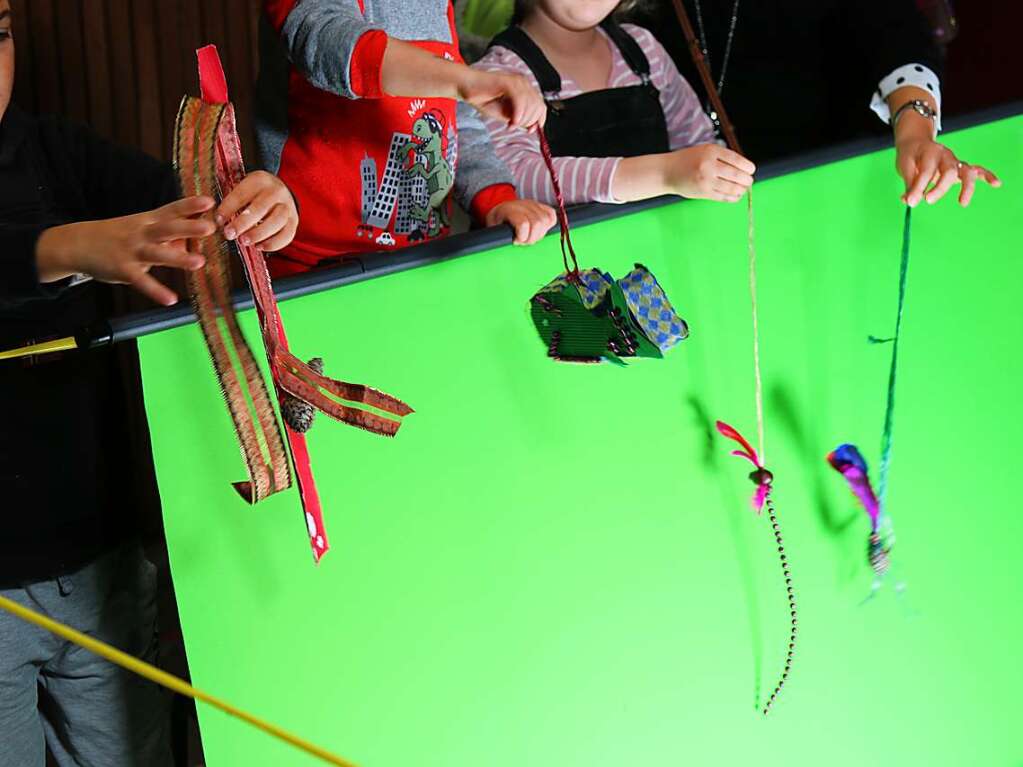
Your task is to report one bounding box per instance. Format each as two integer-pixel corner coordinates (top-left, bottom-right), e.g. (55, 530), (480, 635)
(0, 545), (174, 767)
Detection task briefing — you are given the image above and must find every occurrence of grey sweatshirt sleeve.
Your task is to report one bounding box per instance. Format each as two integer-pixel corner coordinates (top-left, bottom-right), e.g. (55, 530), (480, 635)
(278, 0), (381, 99)
(453, 102), (516, 214)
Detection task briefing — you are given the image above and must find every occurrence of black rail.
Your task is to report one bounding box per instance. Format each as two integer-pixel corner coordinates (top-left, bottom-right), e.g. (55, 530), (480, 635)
(106, 100), (1022, 345)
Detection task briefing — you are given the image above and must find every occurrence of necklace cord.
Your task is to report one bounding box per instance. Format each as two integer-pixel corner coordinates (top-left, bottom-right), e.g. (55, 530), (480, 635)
(669, 0), (743, 155)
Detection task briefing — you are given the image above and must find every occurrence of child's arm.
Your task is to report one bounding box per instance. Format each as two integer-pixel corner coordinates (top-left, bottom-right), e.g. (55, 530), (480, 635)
(472, 49), (628, 207)
(613, 26), (754, 203)
(613, 146), (754, 203)
(267, 0), (544, 128)
(30, 172), (299, 307)
(32, 197), (215, 307)
(474, 36), (753, 207)
(454, 103), (556, 245)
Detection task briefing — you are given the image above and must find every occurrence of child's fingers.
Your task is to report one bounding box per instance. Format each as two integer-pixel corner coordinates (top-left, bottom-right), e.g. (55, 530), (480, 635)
(530, 100), (547, 131)
(717, 149), (756, 175)
(163, 196), (216, 218)
(715, 163), (755, 188)
(140, 244), (206, 271)
(709, 191), (743, 203)
(925, 160), (960, 204)
(540, 206), (557, 233)
(240, 204), (290, 248)
(216, 175), (269, 225)
(254, 226), (295, 254)
(512, 95), (535, 130)
(222, 191), (279, 240)
(131, 272), (179, 307)
(713, 180), (748, 198)
(535, 102), (548, 129)
(512, 216), (531, 244)
(520, 214), (546, 245)
(531, 216), (552, 243)
(147, 216), (216, 243)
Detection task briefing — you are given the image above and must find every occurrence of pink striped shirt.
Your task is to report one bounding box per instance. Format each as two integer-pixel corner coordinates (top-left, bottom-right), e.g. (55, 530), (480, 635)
(473, 23), (717, 205)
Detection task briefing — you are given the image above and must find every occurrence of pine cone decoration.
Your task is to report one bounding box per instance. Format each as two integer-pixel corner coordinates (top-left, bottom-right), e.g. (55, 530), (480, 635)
(281, 357), (324, 434)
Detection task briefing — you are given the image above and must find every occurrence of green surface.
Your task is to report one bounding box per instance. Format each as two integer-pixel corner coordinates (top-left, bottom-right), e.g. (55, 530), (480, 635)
(460, 0), (513, 39)
(139, 117), (1023, 767)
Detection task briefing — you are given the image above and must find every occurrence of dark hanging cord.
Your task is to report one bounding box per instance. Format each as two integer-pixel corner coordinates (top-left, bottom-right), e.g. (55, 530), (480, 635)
(538, 126), (582, 283)
(877, 207), (912, 512)
(761, 491), (797, 715)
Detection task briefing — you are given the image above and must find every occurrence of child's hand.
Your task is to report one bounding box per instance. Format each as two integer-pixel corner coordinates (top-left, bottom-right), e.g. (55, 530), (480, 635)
(459, 69), (547, 132)
(35, 196), (215, 306)
(485, 199), (557, 245)
(216, 170), (300, 252)
(665, 145), (756, 203)
(896, 137), (1001, 207)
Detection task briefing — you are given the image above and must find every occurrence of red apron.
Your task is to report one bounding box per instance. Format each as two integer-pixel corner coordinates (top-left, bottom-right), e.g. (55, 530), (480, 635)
(273, 9), (463, 276)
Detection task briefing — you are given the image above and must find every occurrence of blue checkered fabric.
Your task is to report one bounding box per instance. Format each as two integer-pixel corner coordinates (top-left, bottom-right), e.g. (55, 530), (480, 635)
(618, 265), (688, 351)
(542, 269), (613, 310)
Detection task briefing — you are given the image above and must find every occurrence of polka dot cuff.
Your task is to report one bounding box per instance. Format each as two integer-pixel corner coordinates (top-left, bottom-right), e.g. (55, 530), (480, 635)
(870, 63), (943, 134)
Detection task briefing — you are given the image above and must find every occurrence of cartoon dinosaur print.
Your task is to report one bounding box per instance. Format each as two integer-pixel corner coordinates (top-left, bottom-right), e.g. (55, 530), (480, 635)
(401, 110), (454, 240)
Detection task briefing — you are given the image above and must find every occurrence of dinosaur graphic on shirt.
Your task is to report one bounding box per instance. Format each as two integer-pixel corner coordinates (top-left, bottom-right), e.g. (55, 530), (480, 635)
(401, 110), (453, 240)
(357, 106), (455, 245)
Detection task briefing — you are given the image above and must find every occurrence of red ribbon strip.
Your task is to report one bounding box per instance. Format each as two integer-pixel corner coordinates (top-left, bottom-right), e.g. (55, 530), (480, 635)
(180, 46), (412, 562)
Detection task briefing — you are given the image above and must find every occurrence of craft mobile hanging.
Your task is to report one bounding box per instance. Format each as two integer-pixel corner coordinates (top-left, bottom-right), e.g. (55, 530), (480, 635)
(668, 0), (797, 716)
(528, 129), (690, 364)
(174, 46), (412, 563)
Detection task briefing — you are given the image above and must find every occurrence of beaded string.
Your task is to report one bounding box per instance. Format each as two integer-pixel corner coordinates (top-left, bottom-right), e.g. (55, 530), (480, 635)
(672, 0), (796, 714)
(762, 493), (796, 715)
(538, 126), (582, 282)
(717, 423), (796, 715)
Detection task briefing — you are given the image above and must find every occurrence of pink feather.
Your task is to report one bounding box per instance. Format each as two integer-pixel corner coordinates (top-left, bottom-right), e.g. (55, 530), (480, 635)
(752, 482), (769, 513)
(717, 420), (762, 467)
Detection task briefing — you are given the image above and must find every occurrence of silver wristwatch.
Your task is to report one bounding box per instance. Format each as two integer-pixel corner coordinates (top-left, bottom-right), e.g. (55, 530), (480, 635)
(892, 99), (937, 128)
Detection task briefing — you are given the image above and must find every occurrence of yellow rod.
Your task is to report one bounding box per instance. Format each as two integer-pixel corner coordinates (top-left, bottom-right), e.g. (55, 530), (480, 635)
(0, 595), (358, 767)
(0, 336), (78, 361)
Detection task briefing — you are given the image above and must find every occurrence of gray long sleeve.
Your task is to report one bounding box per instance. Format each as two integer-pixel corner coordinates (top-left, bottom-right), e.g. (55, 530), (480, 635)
(454, 102), (516, 212)
(278, 0), (380, 99)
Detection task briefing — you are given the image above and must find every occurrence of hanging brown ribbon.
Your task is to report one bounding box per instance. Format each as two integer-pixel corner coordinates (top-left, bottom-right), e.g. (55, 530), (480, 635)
(173, 46), (413, 562)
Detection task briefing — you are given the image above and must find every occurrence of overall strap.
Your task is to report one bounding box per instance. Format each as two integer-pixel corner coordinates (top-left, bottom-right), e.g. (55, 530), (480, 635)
(599, 18), (653, 83)
(489, 27), (563, 95)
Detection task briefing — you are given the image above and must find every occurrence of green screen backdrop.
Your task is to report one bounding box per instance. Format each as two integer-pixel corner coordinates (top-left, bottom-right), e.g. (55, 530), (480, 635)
(138, 117), (1023, 767)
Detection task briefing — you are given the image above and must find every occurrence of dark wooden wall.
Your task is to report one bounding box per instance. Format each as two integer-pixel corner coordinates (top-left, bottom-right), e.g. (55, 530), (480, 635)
(942, 1), (1023, 115)
(9, 1), (1020, 165)
(11, 0), (263, 163)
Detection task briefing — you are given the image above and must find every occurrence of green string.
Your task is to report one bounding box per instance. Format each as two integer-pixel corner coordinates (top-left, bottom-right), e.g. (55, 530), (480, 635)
(875, 206), (912, 515)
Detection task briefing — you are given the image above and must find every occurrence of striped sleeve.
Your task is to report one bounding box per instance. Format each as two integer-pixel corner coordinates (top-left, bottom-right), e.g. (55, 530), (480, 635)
(471, 47), (624, 205)
(622, 24), (717, 150)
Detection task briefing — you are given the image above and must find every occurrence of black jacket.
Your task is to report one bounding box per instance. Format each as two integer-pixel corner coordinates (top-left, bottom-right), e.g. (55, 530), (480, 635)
(0, 106), (177, 585)
(629, 0), (942, 163)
